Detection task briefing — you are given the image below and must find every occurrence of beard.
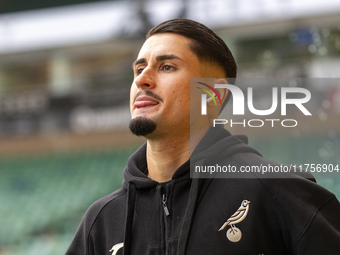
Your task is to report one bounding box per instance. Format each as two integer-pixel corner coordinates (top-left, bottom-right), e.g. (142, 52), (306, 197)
(129, 116), (157, 137)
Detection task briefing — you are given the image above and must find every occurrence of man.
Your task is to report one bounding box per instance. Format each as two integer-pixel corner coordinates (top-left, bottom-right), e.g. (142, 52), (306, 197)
(66, 19), (340, 255)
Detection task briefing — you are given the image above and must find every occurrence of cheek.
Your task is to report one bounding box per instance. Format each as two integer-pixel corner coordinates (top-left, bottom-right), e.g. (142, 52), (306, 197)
(172, 90), (190, 111)
(172, 82), (190, 105)
(130, 84), (138, 104)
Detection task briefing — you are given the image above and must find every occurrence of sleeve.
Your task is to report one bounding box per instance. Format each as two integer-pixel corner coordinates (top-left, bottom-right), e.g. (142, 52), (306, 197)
(296, 195), (340, 254)
(65, 215), (94, 255)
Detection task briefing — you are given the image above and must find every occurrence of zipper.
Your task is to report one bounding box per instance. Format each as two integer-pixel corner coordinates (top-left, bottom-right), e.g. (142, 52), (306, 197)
(161, 188), (170, 255)
(162, 194), (170, 216)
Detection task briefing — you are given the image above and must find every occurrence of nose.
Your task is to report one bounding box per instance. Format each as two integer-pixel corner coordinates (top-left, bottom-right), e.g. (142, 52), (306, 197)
(134, 67), (156, 90)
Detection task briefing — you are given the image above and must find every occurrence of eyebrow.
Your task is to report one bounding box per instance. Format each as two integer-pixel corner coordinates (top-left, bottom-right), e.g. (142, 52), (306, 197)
(132, 54), (183, 69)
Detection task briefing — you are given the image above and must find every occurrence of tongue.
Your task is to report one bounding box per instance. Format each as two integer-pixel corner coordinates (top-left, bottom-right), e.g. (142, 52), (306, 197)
(134, 101), (159, 108)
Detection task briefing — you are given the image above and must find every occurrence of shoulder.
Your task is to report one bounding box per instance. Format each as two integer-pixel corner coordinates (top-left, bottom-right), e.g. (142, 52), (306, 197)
(90, 188), (127, 210)
(65, 187), (128, 254)
(215, 151), (335, 220)
(81, 187), (127, 229)
(227, 151), (333, 205)
(229, 152), (337, 241)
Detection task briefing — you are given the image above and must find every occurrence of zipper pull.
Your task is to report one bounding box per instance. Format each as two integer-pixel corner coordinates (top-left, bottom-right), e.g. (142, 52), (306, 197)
(162, 194), (170, 216)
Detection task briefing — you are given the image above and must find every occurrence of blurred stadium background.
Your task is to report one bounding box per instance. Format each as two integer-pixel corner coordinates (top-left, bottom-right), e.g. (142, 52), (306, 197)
(0, 0), (340, 254)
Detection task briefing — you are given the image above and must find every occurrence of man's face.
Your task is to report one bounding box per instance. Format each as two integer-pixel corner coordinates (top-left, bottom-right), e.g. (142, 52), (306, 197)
(130, 33), (202, 138)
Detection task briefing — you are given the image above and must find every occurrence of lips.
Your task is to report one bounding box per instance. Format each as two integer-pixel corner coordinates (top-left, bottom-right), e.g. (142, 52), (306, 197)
(133, 96), (160, 108)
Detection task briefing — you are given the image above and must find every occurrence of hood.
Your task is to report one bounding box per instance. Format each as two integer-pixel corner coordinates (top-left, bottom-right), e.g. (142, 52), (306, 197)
(123, 144), (158, 190)
(191, 125), (262, 168)
(122, 125), (262, 189)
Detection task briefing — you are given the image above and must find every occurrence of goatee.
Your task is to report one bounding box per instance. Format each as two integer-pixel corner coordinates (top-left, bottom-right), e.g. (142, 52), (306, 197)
(129, 117), (157, 136)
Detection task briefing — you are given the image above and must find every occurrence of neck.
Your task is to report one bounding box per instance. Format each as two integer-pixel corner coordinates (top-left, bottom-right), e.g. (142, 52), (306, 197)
(146, 127), (208, 183)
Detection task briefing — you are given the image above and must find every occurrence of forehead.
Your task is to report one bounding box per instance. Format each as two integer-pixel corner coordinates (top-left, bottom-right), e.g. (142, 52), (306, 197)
(137, 33), (195, 60)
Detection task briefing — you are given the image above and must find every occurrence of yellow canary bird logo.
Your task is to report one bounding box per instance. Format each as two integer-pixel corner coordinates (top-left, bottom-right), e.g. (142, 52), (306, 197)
(218, 200), (250, 242)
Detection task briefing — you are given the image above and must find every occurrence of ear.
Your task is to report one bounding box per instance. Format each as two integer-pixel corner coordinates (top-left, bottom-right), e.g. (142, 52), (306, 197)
(213, 78), (229, 107)
(204, 78), (228, 117)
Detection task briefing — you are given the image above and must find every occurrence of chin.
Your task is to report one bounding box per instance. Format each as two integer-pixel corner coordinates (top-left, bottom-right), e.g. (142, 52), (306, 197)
(129, 116), (157, 137)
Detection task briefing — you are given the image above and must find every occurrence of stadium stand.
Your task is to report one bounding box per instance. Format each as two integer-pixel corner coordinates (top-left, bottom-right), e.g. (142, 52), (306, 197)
(0, 147), (135, 254)
(250, 133), (340, 201)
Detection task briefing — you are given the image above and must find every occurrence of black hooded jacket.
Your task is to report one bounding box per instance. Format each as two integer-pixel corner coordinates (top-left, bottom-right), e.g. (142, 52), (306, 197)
(66, 126), (340, 254)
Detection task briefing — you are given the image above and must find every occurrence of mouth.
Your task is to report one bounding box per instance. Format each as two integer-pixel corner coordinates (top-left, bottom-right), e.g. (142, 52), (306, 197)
(133, 96), (160, 109)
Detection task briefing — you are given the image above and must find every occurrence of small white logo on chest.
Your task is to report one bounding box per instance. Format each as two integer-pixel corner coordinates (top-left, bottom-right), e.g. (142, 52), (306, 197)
(109, 242), (124, 255)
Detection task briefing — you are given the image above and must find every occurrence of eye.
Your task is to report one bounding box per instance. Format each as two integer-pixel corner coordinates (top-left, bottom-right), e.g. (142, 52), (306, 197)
(135, 67), (144, 76)
(161, 64), (175, 72)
